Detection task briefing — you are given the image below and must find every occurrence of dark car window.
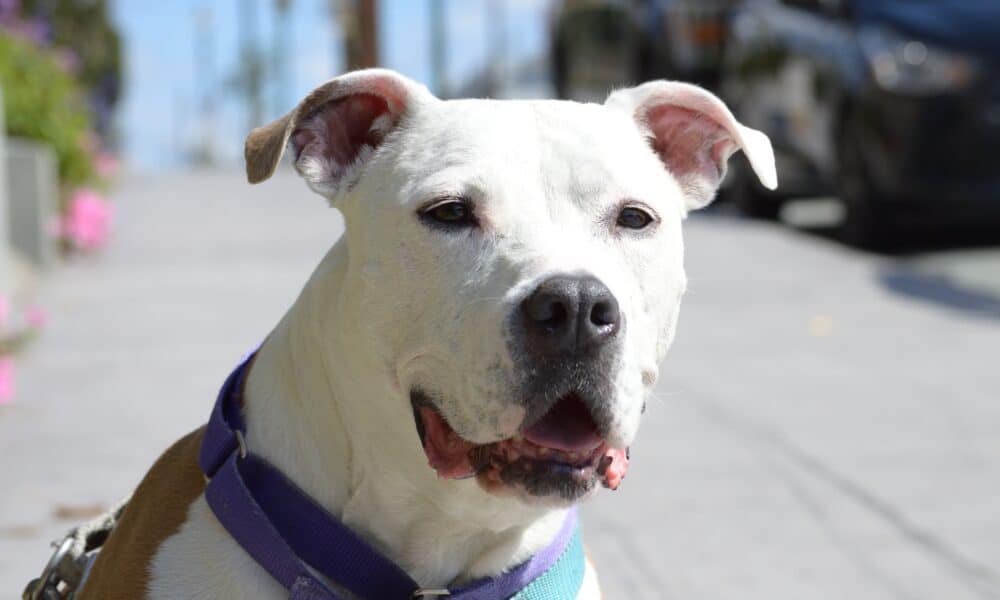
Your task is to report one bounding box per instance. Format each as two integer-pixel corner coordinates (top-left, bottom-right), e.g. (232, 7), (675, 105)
(780, 0), (824, 12)
(780, 0), (853, 19)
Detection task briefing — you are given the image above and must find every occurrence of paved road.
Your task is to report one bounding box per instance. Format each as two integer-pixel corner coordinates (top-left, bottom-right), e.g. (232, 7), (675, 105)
(2, 171), (998, 598)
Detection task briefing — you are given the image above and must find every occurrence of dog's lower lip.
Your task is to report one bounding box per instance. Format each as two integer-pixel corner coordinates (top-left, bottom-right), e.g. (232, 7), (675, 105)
(411, 391), (630, 493)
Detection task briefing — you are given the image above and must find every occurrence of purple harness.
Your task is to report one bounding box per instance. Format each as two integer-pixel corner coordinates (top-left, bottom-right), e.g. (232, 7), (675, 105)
(198, 353), (582, 599)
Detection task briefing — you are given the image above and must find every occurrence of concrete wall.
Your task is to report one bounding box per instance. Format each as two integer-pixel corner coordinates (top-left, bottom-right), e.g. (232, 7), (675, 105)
(5, 137), (58, 268)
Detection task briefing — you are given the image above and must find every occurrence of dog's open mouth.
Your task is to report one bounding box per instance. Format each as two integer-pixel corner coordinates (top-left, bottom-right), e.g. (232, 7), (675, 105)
(412, 391), (629, 500)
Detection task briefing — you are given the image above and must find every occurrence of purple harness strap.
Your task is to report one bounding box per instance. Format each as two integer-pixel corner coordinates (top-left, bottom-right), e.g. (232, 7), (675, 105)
(198, 352), (579, 599)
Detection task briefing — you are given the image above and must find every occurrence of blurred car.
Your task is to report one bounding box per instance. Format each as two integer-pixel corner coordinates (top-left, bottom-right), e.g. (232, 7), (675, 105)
(550, 0), (739, 101)
(720, 0), (1000, 246)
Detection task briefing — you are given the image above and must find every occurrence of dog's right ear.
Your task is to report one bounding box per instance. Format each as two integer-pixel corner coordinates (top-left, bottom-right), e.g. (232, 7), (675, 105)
(244, 69), (432, 196)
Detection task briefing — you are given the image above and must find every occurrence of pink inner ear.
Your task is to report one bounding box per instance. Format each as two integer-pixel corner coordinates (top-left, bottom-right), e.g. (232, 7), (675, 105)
(291, 93), (392, 177)
(645, 104), (734, 187)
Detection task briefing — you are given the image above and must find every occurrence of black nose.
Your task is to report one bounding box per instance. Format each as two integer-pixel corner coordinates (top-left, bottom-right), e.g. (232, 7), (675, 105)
(520, 275), (621, 355)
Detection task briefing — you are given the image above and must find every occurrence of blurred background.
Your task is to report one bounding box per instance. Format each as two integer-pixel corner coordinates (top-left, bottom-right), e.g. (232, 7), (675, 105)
(1, 1), (999, 598)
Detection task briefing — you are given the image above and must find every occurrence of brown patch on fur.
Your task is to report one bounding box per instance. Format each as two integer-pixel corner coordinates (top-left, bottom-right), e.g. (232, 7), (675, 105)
(245, 114), (292, 184)
(77, 427), (207, 600)
(243, 82), (342, 185)
(243, 71), (413, 185)
(243, 80), (349, 185)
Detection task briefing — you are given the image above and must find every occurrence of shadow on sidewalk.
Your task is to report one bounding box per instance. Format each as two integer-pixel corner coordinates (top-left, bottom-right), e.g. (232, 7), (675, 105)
(876, 267), (1000, 322)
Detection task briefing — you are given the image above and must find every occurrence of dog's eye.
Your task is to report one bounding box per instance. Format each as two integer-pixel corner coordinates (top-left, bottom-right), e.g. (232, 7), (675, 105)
(616, 206), (654, 230)
(421, 199), (476, 228)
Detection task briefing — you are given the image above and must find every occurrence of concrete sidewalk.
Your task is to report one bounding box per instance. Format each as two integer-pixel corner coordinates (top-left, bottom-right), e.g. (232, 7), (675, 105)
(1, 170), (998, 598)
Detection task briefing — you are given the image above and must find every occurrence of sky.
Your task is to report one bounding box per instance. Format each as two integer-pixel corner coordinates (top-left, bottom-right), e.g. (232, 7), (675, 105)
(109, 0), (552, 171)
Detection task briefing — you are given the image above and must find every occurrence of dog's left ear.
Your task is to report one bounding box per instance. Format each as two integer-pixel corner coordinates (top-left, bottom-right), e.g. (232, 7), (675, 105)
(606, 81), (777, 211)
(244, 68), (433, 196)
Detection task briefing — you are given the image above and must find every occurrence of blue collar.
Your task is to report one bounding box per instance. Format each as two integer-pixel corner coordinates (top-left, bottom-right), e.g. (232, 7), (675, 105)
(198, 351), (586, 599)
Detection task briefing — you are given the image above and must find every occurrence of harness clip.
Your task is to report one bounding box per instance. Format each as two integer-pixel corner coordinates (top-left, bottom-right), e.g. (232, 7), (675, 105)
(234, 430), (249, 459)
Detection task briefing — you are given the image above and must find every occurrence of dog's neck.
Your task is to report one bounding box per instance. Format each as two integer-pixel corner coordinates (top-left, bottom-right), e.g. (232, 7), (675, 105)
(240, 242), (566, 588)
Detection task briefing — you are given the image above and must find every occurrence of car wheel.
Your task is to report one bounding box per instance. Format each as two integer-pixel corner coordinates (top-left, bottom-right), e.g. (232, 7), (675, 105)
(837, 122), (893, 249)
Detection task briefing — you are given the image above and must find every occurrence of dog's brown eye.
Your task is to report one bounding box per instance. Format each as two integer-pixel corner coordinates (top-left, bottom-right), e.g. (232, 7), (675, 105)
(617, 206), (654, 230)
(421, 199), (476, 228)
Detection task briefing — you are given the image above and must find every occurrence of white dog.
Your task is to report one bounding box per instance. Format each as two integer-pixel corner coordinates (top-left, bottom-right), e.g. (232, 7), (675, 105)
(76, 69), (775, 599)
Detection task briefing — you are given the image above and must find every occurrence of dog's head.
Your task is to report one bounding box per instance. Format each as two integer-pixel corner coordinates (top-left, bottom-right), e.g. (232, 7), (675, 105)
(246, 69), (775, 506)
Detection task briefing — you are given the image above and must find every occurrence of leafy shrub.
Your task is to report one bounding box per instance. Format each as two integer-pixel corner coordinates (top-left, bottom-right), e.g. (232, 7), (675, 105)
(0, 32), (94, 187)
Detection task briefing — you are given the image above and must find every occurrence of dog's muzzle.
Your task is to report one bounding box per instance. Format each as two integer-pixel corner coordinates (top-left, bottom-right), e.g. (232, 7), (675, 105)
(411, 274), (632, 502)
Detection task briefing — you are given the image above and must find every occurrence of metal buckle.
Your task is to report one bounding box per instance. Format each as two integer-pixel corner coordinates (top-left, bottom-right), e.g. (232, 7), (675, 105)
(234, 430), (249, 459)
(411, 589), (451, 599)
(203, 431), (249, 485)
(23, 537), (82, 600)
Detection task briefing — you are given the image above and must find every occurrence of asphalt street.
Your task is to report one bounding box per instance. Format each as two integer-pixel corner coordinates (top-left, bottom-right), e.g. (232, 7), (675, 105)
(1, 171), (998, 598)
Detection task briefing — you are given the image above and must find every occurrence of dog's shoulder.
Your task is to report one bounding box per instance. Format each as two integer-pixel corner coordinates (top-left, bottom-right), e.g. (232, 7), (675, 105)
(78, 427), (207, 600)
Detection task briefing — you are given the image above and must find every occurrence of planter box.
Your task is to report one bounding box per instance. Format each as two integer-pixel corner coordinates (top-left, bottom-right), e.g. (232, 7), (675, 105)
(5, 136), (58, 268)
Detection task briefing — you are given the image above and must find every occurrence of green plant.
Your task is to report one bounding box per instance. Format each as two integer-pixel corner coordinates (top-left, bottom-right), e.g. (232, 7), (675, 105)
(0, 32), (95, 186)
(19, 0), (123, 115)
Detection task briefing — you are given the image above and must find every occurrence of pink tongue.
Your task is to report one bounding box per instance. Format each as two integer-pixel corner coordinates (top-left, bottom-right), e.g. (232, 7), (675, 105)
(523, 395), (603, 453)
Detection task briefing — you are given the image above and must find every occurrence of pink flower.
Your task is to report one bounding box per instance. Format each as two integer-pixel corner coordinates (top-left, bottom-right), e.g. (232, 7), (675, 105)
(0, 357), (14, 405)
(23, 305), (46, 329)
(60, 188), (114, 251)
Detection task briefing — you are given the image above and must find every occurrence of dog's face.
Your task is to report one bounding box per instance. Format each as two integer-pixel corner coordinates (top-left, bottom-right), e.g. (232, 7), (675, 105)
(246, 70), (775, 505)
